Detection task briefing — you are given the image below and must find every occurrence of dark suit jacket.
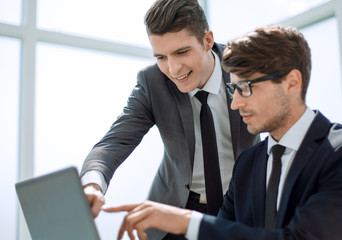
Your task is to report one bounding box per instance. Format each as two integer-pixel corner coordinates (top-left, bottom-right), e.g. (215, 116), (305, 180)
(80, 43), (259, 239)
(199, 111), (342, 240)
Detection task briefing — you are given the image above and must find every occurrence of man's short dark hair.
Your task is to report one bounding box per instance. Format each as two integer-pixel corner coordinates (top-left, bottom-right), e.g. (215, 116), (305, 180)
(222, 25), (312, 100)
(144, 0), (209, 45)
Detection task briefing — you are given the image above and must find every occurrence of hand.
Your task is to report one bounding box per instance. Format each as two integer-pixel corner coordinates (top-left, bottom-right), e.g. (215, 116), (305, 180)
(102, 201), (192, 240)
(83, 183), (105, 218)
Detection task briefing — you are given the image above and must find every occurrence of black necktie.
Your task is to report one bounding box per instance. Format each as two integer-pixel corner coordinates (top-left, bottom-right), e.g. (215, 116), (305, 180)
(265, 144), (286, 230)
(195, 90), (223, 215)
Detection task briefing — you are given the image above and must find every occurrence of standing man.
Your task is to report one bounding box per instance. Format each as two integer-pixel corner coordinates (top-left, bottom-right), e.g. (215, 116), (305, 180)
(80, 0), (258, 239)
(104, 25), (342, 240)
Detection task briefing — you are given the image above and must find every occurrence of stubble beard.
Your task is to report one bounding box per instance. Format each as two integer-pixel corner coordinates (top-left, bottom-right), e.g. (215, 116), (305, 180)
(248, 89), (290, 136)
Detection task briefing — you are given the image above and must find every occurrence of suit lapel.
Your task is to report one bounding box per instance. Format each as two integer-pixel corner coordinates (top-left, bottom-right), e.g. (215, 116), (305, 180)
(166, 79), (196, 169)
(275, 111), (331, 227)
(251, 142), (269, 226)
(213, 43), (242, 160)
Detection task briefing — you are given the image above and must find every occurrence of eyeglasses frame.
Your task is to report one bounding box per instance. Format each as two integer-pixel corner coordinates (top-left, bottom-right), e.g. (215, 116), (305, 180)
(226, 72), (288, 98)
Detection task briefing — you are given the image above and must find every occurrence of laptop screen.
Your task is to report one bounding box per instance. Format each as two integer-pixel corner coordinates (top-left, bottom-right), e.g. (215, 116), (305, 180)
(15, 167), (100, 240)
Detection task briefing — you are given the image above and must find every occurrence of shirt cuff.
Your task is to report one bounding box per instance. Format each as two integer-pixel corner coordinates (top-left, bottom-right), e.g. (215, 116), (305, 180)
(185, 211), (203, 240)
(81, 170), (108, 193)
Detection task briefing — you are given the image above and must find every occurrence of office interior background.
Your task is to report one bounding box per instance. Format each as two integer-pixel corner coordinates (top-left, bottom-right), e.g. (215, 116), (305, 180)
(1, 0), (341, 239)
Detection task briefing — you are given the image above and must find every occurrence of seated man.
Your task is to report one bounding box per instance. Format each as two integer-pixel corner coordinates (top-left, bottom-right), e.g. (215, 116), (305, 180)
(103, 25), (342, 240)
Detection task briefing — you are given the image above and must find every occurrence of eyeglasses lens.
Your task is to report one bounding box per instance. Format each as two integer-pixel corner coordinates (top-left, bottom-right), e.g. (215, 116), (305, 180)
(238, 82), (251, 97)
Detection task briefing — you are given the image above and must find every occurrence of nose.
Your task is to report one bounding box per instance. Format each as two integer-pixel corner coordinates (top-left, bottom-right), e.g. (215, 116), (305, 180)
(230, 91), (246, 110)
(168, 57), (182, 76)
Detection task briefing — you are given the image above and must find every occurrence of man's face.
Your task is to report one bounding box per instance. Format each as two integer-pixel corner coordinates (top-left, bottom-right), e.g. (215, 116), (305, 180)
(149, 29), (214, 93)
(230, 72), (291, 140)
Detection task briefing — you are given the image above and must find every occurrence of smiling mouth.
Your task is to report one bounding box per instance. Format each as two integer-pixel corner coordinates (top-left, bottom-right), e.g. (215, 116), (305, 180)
(173, 70), (192, 80)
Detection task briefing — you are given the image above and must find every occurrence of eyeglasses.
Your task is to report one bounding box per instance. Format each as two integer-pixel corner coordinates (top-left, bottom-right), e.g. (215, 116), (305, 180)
(226, 72), (288, 98)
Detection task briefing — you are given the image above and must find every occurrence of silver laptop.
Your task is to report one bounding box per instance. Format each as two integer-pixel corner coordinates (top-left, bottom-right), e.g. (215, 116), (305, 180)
(15, 167), (100, 240)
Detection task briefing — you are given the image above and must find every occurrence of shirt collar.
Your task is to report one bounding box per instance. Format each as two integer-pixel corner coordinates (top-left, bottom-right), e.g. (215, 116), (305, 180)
(188, 50), (222, 98)
(267, 106), (315, 154)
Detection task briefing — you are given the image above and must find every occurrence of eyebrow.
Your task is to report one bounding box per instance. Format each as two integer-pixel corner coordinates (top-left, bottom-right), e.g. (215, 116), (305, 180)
(153, 46), (192, 58)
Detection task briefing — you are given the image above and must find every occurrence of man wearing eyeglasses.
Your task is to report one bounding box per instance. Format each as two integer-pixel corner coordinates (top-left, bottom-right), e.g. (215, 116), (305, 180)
(103, 25), (342, 240)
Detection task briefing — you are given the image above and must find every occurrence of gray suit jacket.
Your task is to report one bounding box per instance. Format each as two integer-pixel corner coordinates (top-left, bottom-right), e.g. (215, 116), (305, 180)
(80, 43), (259, 239)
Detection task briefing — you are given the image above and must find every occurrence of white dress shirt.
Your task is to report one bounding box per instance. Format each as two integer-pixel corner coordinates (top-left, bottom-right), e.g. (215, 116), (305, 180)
(266, 107), (315, 209)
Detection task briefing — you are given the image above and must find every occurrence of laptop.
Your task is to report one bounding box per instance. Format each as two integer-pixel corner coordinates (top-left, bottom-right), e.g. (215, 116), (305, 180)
(15, 166), (100, 240)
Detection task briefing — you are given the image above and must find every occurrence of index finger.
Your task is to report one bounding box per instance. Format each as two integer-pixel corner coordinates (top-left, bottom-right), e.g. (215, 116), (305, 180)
(102, 203), (141, 213)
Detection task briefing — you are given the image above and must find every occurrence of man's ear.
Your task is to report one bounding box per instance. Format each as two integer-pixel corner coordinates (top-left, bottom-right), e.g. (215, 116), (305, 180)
(285, 69), (302, 94)
(203, 30), (214, 51)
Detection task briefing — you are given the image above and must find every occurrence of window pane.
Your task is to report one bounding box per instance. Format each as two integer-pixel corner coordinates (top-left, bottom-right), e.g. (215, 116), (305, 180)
(37, 0), (156, 47)
(0, 37), (20, 240)
(208, 0), (330, 44)
(0, 0), (21, 25)
(35, 43), (162, 239)
(302, 17), (342, 122)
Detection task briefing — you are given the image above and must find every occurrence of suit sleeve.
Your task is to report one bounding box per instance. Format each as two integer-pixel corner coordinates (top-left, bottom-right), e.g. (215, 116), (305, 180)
(80, 69), (155, 185)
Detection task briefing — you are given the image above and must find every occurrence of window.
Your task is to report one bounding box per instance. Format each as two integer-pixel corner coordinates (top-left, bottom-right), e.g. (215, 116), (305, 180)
(0, 36), (20, 240)
(37, 0), (156, 47)
(0, 0), (21, 25)
(302, 17), (342, 122)
(34, 43), (156, 175)
(208, 0), (330, 43)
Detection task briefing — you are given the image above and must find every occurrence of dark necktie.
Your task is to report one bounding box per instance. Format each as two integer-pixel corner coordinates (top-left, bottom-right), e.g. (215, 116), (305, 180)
(265, 144), (286, 230)
(195, 90), (223, 215)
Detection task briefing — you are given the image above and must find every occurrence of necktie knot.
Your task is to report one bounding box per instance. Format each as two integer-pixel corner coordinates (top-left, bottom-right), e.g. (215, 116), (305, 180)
(195, 91), (209, 106)
(272, 145), (285, 161)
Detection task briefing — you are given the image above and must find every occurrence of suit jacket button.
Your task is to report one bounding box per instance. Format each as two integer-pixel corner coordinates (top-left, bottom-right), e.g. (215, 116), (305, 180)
(184, 184), (190, 189)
